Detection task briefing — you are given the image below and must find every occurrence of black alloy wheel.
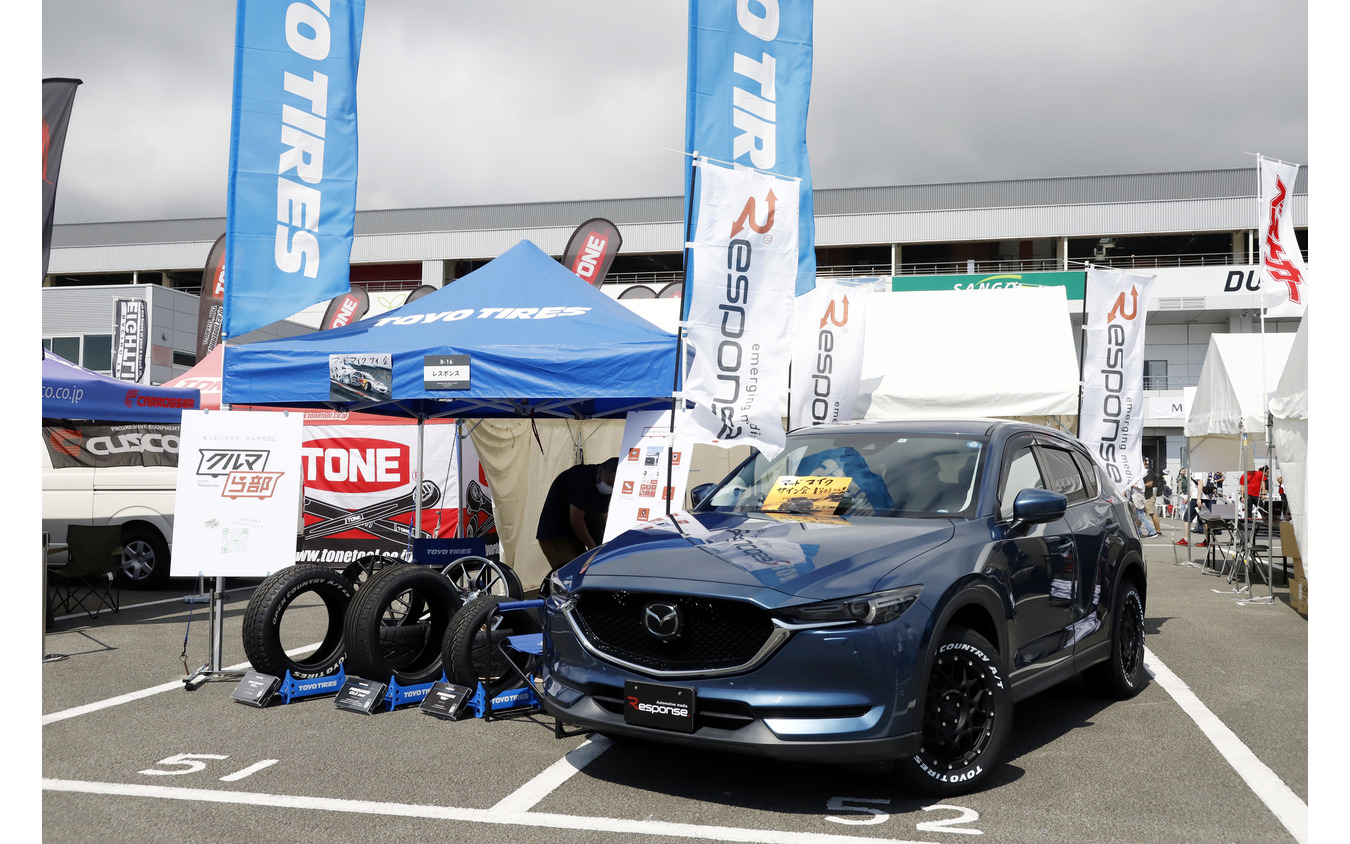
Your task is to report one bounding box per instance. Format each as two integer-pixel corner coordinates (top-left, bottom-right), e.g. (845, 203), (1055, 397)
(1086, 578), (1148, 698)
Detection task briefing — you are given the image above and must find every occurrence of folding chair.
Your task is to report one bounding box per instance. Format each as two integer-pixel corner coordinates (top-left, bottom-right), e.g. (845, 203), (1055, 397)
(48, 524), (123, 619)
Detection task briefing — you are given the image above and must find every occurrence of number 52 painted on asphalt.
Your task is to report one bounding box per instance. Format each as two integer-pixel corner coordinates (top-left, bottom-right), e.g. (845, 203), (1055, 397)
(827, 796), (982, 834)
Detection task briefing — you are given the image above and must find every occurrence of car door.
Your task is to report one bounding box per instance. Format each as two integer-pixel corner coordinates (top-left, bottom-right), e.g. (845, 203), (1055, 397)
(990, 436), (1076, 680)
(1033, 439), (1107, 647)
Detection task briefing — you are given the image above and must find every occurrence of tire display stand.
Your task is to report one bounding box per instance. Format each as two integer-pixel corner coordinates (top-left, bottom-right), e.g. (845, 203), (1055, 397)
(231, 663), (446, 711)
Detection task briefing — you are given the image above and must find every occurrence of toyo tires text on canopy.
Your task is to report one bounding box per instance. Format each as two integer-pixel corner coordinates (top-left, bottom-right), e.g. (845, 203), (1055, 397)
(443, 595), (543, 696)
(342, 563), (464, 686)
(241, 564), (354, 680)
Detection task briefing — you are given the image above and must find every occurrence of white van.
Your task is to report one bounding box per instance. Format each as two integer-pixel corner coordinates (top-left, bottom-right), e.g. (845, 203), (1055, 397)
(42, 423), (178, 588)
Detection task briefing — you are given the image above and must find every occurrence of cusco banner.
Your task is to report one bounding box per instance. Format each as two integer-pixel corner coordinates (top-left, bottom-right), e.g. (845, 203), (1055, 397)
(1079, 267), (1156, 490)
(892, 271), (1086, 300)
(685, 0), (815, 298)
(222, 0), (366, 339)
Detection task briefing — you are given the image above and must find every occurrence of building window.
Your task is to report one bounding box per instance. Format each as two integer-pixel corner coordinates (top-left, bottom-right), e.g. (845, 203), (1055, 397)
(173, 350), (197, 367)
(1144, 360), (1168, 390)
(47, 336), (81, 362)
(83, 334), (113, 372)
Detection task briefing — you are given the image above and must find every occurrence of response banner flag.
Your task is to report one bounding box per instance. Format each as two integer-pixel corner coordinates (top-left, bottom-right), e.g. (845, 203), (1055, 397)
(685, 0), (815, 297)
(789, 277), (886, 427)
(1079, 267), (1156, 490)
(197, 234), (227, 360)
(682, 159), (798, 460)
(112, 299), (148, 383)
(222, 0), (366, 339)
(1259, 157), (1307, 316)
(42, 78), (81, 279)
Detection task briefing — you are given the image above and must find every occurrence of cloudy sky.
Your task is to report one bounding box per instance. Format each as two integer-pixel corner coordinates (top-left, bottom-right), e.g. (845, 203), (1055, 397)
(41, 0), (1310, 225)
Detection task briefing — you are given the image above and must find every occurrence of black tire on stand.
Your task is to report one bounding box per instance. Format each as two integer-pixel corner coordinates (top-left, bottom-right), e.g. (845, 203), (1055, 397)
(440, 556), (524, 601)
(893, 626), (1012, 797)
(1085, 578), (1148, 699)
(340, 554), (405, 588)
(241, 564), (354, 680)
(342, 563), (463, 686)
(442, 595), (543, 695)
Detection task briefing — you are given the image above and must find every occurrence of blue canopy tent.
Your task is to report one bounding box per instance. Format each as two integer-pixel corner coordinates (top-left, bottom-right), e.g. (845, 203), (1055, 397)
(222, 240), (678, 419)
(42, 349), (202, 422)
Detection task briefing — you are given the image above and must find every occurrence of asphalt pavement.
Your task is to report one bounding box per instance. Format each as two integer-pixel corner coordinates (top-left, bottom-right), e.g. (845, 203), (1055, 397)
(40, 517), (1310, 843)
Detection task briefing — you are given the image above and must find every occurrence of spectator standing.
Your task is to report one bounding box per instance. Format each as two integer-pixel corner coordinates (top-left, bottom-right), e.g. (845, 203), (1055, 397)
(1278, 476), (1288, 520)
(1141, 462), (1162, 537)
(536, 457), (620, 571)
(1240, 467), (1267, 518)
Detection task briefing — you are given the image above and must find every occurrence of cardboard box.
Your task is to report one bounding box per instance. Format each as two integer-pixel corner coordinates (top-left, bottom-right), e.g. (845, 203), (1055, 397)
(1289, 575), (1308, 615)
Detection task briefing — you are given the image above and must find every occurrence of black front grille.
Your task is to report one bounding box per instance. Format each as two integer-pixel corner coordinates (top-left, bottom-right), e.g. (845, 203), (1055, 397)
(572, 590), (775, 672)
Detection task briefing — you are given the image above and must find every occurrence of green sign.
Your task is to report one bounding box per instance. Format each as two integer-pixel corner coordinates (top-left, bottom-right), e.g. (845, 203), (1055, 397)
(891, 270), (1085, 300)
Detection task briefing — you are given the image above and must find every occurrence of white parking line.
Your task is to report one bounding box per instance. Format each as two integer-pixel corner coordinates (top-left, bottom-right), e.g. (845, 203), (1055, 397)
(41, 778), (931, 844)
(491, 735), (613, 812)
(1144, 647), (1307, 843)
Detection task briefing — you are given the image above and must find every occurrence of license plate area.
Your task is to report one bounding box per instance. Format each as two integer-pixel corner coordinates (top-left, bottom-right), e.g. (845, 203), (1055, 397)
(623, 681), (695, 732)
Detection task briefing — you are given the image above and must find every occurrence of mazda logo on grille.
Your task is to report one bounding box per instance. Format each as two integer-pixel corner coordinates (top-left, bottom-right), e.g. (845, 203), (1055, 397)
(643, 602), (682, 641)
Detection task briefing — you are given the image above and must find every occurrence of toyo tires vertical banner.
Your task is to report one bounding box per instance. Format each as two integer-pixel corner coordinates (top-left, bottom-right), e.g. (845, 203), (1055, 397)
(1079, 267), (1156, 490)
(685, 0), (815, 299)
(682, 159), (798, 460)
(223, 0), (366, 339)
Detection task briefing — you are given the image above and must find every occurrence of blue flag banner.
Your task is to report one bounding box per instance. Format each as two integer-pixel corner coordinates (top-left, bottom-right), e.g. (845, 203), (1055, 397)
(685, 0), (815, 300)
(223, 0), (366, 339)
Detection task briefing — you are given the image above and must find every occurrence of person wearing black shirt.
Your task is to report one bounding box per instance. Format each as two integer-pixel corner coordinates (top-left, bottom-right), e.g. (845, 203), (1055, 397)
(1141, 462), (1161, 537)
(536, 457), (619, 571)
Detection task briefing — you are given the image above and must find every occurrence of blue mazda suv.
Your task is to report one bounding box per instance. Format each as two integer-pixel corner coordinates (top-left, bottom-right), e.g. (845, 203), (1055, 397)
(538, 420), (1147, 795)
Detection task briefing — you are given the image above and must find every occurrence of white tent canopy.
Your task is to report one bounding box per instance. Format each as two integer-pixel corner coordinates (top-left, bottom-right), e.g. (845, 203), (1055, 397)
(1269, 316), (1308, 576)
(618, 285), (1081, 427)
(1185, 332), (1295, 471)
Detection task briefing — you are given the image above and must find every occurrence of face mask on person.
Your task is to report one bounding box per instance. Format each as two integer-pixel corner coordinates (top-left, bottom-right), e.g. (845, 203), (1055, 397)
(597, 481), (613, 494)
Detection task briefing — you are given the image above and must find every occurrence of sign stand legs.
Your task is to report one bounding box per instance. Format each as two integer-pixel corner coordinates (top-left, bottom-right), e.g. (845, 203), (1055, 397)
(184, 575), (246, 690)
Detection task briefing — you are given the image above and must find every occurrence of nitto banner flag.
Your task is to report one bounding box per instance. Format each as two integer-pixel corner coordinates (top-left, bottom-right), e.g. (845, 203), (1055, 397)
(685, 0), (815, 297)
(789, 277), (885, 428)
(197, 233), (227, 360)
(112, 299), (148, 383)
(1079, 267), (1156, 491)
(1259, 157), (1307, 316)
(682, 159), (798, 460)
(222, 0), (366, 339)
(42, 78), (82, 279)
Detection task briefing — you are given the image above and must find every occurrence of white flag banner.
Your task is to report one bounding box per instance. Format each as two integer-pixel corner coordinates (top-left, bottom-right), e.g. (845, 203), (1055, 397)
(1259, 157), (1308, 317)
(604, 410), (694, 542)
(789, 277), (886, 428)
(683, 159), (799, 461)
(1080, 267), (1156, 491)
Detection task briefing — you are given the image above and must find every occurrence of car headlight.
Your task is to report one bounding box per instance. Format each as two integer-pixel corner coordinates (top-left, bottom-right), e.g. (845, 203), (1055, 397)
(777, 585), (924, 626)
(542, 568), (575, 612)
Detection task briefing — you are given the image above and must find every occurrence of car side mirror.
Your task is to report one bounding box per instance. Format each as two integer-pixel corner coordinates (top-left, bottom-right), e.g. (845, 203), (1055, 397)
(691, 483), (716, 508)
(1010, 488), (1068, 532)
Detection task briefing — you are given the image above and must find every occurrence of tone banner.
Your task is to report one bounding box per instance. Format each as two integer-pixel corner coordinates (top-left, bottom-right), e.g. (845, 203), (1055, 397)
(172, 409), (304, 578)
(1079, 267), (1156, 490)
(789, 277), (885, 428)
(682, 159), (798, 460)
(562, 218), (622, 287)
(605, 410), (694, 542)
(685, 0), (815, 297)
(197, 233), (227, 360)
(42, 78), (81, 279)
(112, 298), (148, 383)
(222, 0), (366, 339)
(1259, 157), (1307, 316)
(318, 285), (371, 330)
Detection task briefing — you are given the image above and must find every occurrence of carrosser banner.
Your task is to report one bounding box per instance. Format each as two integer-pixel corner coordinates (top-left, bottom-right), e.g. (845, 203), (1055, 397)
(1079, 267), (1156, 490)
(685, 0), (815, 297)
(682, 159), (798, 460)
(789, 277), (885, 428)
(1259, 157), (1307, 317)
(223, 0), (366, 339)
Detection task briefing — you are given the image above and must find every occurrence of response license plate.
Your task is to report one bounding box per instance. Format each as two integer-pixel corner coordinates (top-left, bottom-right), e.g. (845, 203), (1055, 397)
(623, 681), (695, 732)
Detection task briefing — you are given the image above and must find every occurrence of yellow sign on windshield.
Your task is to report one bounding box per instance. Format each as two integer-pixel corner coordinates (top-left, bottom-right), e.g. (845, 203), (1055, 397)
(762, 475), (852, 515)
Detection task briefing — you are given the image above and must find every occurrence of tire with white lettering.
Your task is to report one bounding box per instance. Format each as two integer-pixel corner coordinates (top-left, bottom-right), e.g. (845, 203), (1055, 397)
(1085, 578), (1148, 698)
(343, 563), (463, 686)
(241, 564), (353, 680)
(117, 525), (171, 589)
(894, 626), (1011, 797)
(442, 596), (543, 696)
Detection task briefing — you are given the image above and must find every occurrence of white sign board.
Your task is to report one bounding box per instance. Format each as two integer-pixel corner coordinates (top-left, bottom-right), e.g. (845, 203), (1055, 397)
(605, 411), (694, 542)
(172, 409), (304, 578)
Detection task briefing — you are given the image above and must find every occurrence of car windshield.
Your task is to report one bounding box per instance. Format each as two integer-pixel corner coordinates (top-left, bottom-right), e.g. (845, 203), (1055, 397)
(697, 431), (987, 519)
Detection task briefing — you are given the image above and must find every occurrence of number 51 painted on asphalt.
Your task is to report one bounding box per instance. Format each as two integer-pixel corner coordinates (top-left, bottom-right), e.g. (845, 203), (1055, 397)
(139, 753), (278, 782)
